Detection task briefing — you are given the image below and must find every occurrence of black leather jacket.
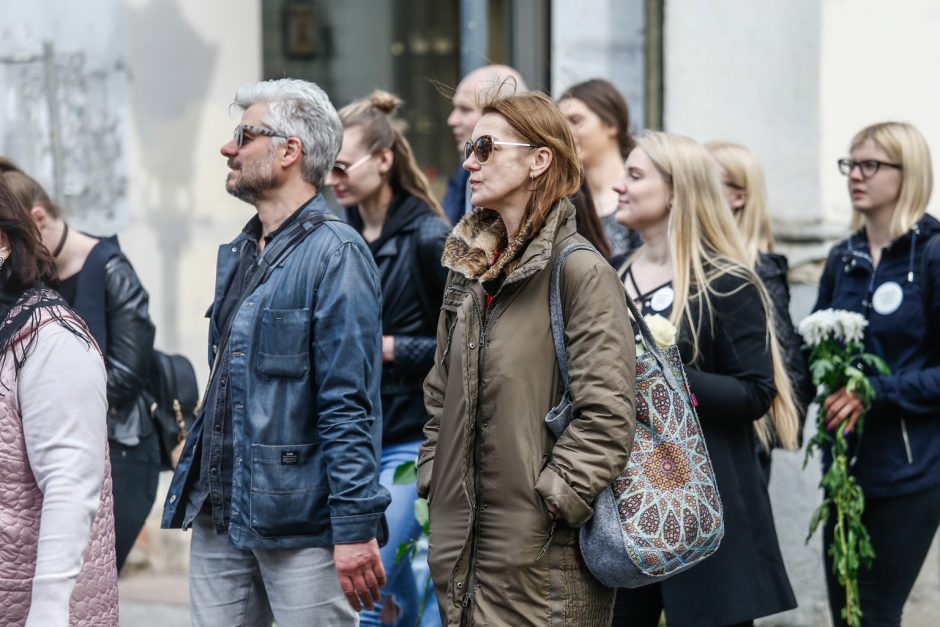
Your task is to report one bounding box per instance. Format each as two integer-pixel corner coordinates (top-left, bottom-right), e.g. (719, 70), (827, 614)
(349, 193), (449, 445)
(68, 238), (155, 445)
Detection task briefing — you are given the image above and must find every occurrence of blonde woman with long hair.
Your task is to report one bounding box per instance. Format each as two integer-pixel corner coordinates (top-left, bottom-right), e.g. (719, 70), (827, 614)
(814, 122), (940, 626)
(706, 141), (813, 479)
(610, 131), (798, 627)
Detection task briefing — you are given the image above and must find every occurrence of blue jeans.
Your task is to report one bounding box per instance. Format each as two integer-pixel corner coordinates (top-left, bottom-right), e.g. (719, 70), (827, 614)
(188, 514), (356, 626)
(361, 440), (439, 627)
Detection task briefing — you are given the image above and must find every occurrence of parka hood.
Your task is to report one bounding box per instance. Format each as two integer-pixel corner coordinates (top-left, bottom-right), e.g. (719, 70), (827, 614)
(441, 198), (577, 291)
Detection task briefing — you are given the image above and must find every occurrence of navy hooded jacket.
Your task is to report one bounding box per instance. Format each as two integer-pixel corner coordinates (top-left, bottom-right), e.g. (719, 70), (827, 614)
(814, 213), (940, 497)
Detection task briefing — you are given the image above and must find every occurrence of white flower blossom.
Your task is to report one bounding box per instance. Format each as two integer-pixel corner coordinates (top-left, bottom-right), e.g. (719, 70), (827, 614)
(644, 314), (677, 347)
(798, 309), (868, 347)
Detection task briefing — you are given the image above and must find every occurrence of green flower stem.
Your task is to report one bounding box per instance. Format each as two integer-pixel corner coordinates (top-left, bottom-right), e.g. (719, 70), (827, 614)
(804, 337), (886, 627)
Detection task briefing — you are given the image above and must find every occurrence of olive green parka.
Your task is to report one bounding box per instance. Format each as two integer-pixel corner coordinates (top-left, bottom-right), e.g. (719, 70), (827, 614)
(418, 199), (636, 626)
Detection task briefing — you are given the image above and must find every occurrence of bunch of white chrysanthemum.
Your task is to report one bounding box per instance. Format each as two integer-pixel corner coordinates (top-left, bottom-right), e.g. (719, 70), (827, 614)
(799, 306), (884, 627)
(798, 309), (867, 347)
(636, 314), (677, 356)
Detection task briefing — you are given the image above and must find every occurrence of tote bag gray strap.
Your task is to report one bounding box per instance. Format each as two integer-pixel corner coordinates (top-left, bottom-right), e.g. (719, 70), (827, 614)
(549, 244), (599, 391)
(619, 279), (681, 391)
(548, 244), (679, 425)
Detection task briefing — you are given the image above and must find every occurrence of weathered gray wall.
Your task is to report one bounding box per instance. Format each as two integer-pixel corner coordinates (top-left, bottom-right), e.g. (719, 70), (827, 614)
(551, 0), (645, 131)
(0, 0), (128, 232)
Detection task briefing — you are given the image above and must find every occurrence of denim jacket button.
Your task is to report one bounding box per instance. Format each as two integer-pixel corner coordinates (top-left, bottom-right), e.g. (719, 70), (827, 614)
(469, 342), (475, 349)
(169, 494), (177, 503)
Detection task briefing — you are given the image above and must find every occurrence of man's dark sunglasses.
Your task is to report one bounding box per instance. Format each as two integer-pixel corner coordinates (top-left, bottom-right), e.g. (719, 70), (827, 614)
(233, 124), (305, 154)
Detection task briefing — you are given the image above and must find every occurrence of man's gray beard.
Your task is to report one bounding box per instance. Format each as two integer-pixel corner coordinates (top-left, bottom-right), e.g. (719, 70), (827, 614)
(227, 155), (275, 205)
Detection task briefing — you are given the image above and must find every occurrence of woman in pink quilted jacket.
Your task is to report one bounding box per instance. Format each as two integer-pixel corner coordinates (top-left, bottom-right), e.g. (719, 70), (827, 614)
(0, 176), (117, 626)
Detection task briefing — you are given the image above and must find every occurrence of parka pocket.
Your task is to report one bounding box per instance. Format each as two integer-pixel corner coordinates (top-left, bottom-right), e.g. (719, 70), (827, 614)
(258, 308), (310, 378)
(249, 442), (328, 537)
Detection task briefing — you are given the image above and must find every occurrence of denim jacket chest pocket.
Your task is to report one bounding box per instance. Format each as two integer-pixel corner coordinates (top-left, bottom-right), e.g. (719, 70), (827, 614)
(258, 307), (310, 378)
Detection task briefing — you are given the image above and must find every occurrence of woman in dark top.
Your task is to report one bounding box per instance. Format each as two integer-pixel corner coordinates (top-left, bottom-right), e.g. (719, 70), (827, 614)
(0, 157), (157, 574)
(326, 90), (449, 627)
(814, 121), (940, 626)
(610, 132), (798, 627)
(558, 78), (639, 258)
(706, 140), (813, 477)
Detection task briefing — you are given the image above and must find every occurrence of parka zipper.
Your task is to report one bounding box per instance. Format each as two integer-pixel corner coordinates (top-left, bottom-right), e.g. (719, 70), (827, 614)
(900, 418), (914, 464)
(461, 288), (501, 616)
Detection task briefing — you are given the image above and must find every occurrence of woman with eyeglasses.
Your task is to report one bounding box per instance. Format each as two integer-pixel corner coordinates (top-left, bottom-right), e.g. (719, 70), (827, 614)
(0, 175), (116, 625)
(326, 90), (449, 627)
(611, 131), (798, 627)
(0, 157), (158, 575)
(558, 78), (640, 259)
(706, 141), (813, 479)
(418, 91), (636, 625)
(813, 122), (940, 626)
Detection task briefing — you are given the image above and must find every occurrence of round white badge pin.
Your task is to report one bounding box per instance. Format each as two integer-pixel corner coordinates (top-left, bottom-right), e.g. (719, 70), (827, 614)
(650, 286), (675, 312)
(872, 281), (903, 315)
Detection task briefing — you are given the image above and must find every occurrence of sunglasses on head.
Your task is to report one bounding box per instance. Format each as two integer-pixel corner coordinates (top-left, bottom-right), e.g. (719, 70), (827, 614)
(464, 135), (540, 164)
(233, 124), (306, 154)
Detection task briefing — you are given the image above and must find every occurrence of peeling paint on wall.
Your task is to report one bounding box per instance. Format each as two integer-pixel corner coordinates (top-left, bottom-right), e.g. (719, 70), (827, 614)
(2, 45), (128, 231)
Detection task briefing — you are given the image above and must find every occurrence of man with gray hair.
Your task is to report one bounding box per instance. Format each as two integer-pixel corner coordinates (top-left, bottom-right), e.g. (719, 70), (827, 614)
(442, 64), (528, 225)
(162, 78), (390, 626)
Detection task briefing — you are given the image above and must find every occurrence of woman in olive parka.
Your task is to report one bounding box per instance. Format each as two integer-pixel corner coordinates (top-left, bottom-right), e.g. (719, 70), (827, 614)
(417, 91), (637, 626)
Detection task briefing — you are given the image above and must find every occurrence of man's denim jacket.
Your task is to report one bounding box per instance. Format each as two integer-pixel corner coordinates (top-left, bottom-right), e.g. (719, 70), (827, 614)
(162, 195), (390, 549)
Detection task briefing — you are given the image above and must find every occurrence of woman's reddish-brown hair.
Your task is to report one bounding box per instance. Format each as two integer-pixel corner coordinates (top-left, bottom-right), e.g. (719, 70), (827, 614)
(482, 91), (582, 236)
(0, 174), (58, 291)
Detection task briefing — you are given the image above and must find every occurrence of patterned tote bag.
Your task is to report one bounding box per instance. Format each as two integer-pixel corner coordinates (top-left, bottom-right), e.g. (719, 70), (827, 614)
(544, 244), (724, 588)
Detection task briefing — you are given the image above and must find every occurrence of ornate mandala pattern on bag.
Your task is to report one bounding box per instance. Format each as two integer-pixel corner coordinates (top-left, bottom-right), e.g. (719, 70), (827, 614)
(612, 344), (724, 576)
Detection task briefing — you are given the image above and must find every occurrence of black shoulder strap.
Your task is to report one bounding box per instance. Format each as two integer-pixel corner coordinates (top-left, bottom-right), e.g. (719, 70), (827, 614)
(199, 212), (337, 409)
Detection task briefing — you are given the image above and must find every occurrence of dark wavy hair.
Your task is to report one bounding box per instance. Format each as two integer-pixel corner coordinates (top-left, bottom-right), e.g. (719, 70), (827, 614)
(0, 175), (58, 291)
(559, 78), (634, 159)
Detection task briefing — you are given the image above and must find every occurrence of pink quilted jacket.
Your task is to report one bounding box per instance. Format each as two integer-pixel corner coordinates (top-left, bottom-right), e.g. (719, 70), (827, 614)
(0, 310), (118, 626)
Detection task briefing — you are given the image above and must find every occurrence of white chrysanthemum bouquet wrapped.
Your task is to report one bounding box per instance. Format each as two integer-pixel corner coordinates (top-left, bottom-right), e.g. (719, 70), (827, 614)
(798, 308), (888, 626)
(635, 314), (677, 355)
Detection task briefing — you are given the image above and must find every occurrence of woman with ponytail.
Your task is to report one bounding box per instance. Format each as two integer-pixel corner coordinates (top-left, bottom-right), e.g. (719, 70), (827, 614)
(610, 132), (798, 627)
(327, 90), (450, 627)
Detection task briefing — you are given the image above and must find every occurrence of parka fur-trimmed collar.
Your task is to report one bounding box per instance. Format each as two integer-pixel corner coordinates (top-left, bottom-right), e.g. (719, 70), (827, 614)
(441, 199), (575, 290)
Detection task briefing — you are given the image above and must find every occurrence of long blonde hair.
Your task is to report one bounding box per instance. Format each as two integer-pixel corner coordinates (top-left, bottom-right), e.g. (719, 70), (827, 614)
(848, 122), (933, 239)
(705, 141), (773, 268)
(637, 132), (799, 450)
